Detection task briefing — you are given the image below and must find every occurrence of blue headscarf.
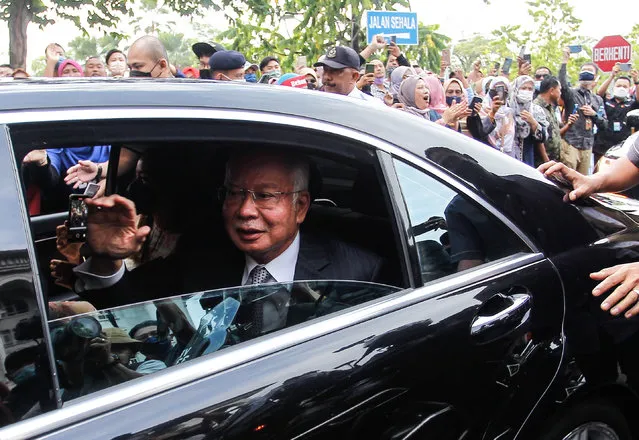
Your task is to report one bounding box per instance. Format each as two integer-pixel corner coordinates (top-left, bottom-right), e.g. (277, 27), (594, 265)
(47, 146), (111, 175)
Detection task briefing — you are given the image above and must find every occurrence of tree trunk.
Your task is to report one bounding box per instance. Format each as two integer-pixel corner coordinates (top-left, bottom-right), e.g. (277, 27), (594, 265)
(8, 0), (32, 69)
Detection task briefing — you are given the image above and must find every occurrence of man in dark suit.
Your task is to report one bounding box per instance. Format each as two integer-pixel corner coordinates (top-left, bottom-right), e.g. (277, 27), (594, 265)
(74, 150), (384, 313)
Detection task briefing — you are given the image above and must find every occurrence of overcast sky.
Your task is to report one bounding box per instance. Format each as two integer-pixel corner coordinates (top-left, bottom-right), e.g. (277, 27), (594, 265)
(0, 0), (635, 68)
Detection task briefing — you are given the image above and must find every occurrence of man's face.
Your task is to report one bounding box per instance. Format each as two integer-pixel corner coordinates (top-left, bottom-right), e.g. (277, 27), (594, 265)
(215, 68), (245, 81)
(222, 157), (310, 264)
(387, 55), (399, 69)
(128, 46), (167, 78)
(61, 65), (82, 77)
(580, 65), (598, 90)
(262, 60), (280, 74)
(0, 66), (13, 77)
(132, 325), (158, 342)
(85, 58), (106, 77)
(615, 77), (631, 91)
(535, 68), (550, 80)
(199, 55), (211, 69)
(322, 66), (358, 96)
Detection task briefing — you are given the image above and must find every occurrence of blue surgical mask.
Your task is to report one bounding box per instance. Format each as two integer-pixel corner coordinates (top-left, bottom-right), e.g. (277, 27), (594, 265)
(579, 71), (595, 82)
(534, 81), (541, 91)
(244, 73), (257, 83)
(11, 364), (36, 385)
(446, 96), (462, 106)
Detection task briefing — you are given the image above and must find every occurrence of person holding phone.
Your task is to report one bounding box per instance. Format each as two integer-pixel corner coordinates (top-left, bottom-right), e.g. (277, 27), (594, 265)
(367, 60), (390, 101)
(397, 76), (467, 127)
(558, 46), (608, 174)
(593, 63), (639, 164)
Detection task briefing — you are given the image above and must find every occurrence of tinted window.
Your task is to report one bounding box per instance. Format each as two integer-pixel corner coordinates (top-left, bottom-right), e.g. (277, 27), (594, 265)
(50, 281), (400, 400)
(393, 159), (528, 283)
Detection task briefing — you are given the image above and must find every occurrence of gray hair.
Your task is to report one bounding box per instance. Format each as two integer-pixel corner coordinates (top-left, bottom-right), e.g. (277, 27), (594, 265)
(224, 150), (310, 204)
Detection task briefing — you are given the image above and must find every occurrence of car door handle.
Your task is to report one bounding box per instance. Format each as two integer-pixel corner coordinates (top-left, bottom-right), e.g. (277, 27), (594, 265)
(471, 293), (531, 339)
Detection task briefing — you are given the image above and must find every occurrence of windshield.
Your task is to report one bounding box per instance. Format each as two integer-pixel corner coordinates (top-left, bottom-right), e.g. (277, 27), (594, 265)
(48, 280), (401, 401)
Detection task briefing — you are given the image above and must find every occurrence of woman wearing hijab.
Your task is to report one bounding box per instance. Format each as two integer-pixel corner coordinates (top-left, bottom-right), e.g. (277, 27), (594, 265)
(421, 74), (448, 115)
(398, 76), (467, 128)
(389, 66), (416, 103)
(507, 75), (548, 166)
(58, 60), (84, 77)
(442, 78), (473, 133)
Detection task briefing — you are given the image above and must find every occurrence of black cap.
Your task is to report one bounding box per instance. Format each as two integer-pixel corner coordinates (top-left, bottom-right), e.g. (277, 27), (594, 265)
(209, 50), (246, 71)
(192, 42), (225, 58)
(314, 46), (360, 70)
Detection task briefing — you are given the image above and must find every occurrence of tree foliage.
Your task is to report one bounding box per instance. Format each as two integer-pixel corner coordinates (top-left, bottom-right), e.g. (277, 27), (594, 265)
(403, 23), (450, 73)
(215, 0), (411, 72)
(67, 33), (124, 62)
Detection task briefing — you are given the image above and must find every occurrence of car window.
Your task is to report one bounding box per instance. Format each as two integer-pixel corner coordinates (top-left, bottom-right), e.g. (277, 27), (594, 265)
(393, 159), (529, 283)
(49, 280), (400, 401)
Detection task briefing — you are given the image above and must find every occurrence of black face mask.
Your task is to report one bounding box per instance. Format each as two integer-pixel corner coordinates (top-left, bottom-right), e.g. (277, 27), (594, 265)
(125, 179), (156, 215)
(129, 70), (153, 78)
(199, 69), (212, 80)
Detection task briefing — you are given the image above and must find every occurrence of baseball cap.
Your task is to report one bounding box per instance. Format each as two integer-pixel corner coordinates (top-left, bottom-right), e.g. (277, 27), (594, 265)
(192, 42), (225, 58)
(209, 50), (246, 71)
(244, 61), (259, 72)
(276, 74), (308, 88)
(104, 327), (141, 345)
(314, 46), (360, 70)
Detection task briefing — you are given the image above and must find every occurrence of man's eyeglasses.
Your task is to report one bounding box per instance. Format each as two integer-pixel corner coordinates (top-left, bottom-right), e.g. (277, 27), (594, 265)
(218, 187), (305, 207)
(535, 74), (548, 80)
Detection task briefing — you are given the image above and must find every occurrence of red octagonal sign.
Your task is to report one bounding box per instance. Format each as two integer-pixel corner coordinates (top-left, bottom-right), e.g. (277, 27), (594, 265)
(593, 35), (632, 72)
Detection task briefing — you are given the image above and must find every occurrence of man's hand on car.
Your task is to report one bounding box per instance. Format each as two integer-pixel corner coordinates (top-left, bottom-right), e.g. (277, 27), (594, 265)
(537, 161), (600, 201)
(85, 195), (150, 260)
(591, 262), (639, 318)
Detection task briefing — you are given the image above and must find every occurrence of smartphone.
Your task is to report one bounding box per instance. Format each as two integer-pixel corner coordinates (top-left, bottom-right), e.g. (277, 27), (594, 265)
(442, 49), (451, 65)
(469, 96), (483, 116)
(523, 54), (532, 64)
(502, 58), (513, 75)
(495, 85), (506, 103)
(518, 45), (526, 58)
(365, 63), (375, 75)
(568, 45), (582, 54)
(84, 182), (100, 197)
(68, 194), (90, 242)
(572, 103), (579, 115)
(295, 56), (307, 69)
(390, 35), (397, 44)
(619, 63), (632, 72)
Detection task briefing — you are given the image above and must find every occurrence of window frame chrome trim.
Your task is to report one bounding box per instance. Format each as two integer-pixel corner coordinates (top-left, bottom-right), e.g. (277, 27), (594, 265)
(1, 125), (63, 408)
(1, 106), (538, 253)
(0, 253), (544, 439)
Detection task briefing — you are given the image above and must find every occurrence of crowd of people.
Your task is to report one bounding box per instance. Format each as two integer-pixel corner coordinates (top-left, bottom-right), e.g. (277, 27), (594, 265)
(3, 34), (639, 172)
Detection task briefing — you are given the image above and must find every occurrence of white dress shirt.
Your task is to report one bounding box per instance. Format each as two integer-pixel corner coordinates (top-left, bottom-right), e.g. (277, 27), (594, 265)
(347, 86), (385, 104)
(242, 232), (300, 284)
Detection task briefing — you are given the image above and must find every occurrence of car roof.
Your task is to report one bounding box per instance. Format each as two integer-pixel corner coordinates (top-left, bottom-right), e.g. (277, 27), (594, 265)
(0, 79), (540, 177)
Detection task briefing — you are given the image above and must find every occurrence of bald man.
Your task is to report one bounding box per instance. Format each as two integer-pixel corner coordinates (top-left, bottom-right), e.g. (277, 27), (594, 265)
(127, 36), (173, 78)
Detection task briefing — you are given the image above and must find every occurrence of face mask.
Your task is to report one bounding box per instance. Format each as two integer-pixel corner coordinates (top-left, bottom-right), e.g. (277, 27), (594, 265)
(11, 364), (36, 385)
(126, 179), (156, 215)
(129, 60), (160, 78)
(373, 77), (385, 85)
(534, 81), (541, 91)
(579, 71), (595, 82)
(199, 69), (212, 80)
(270, 69), (282, 79)
(244, 73), (257, 83)
(109, 61), (126, 75)
(613, 87), (629, 100)
(517, 90), (534, 103)
(446, 96), (462, 106)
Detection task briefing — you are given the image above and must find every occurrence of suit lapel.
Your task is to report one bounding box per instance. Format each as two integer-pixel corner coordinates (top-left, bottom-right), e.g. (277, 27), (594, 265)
(294, 233), (331, 280)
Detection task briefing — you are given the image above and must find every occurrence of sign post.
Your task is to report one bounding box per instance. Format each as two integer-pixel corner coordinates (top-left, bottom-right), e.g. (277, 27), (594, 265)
(592, 35), (632, 72)
(366, 11), (419, 46)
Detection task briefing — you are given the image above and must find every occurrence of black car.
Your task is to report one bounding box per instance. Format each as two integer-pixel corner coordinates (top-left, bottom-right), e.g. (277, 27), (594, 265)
(0, 79), (639, 440)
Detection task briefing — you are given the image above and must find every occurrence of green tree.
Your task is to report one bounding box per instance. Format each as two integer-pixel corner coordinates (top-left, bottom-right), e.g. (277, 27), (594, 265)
(216, 0), (410, 72)
(626, 24), (639, 66)
(452, 34), (495, 72)
(158, 31), (198, 68)
(404, 23), (450, 73)
(67, 33), (124, 62)
(0, 0), (224, 69)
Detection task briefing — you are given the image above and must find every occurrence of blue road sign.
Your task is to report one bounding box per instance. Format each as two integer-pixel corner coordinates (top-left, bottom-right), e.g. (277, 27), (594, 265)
(366, 11), (419, 46)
